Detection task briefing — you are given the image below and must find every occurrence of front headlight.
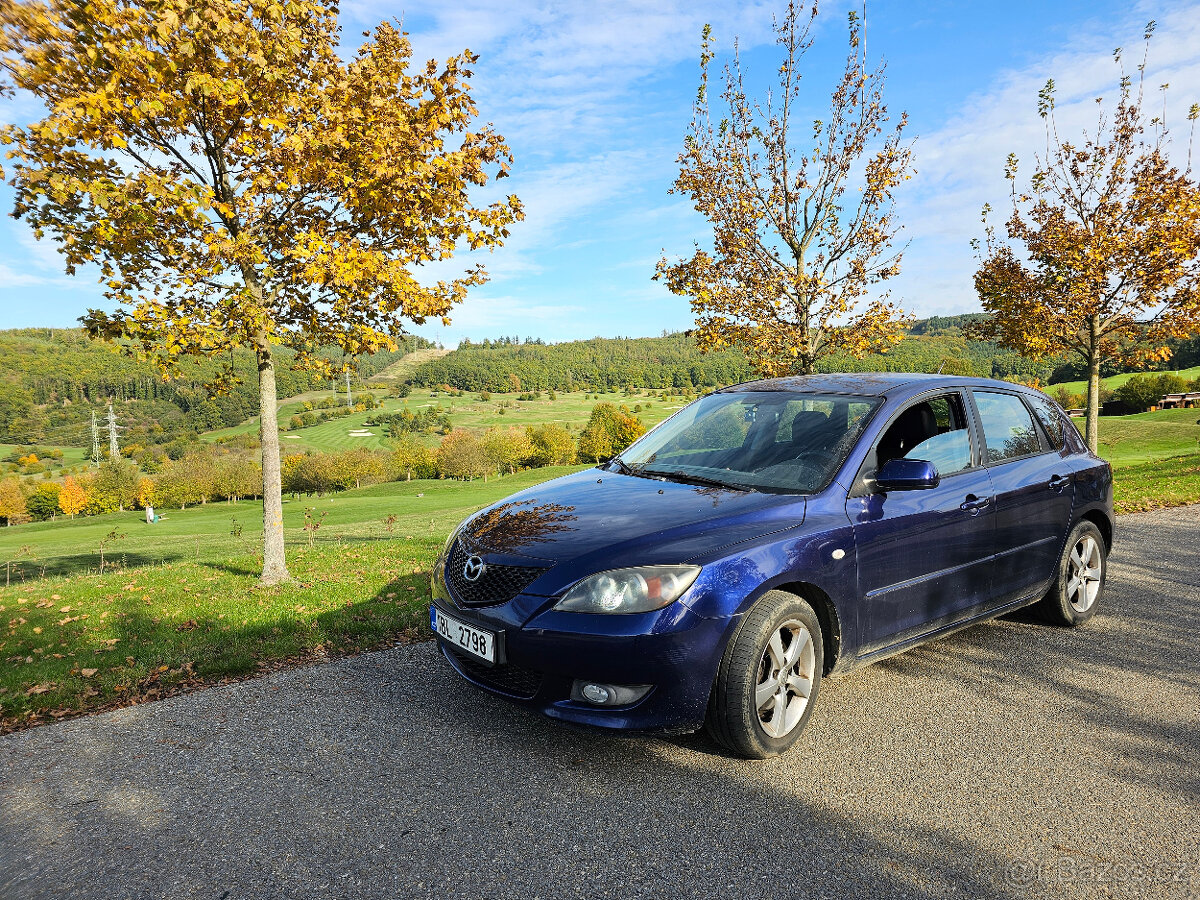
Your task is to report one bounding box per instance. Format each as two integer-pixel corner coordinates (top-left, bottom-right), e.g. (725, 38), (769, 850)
(555, 565), (701, 614)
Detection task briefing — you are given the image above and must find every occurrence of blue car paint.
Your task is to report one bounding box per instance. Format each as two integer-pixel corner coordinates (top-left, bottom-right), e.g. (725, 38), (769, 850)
(430, 373), (1114, 734)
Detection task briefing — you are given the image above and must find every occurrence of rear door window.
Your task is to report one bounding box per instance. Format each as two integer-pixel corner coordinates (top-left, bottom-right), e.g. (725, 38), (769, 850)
(972, 391), (1044, 463)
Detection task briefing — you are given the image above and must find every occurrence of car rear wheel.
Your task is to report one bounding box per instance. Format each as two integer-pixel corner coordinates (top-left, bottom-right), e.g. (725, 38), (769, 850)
(706, 590), (823, 759)
(1037, 520), (1107, 626)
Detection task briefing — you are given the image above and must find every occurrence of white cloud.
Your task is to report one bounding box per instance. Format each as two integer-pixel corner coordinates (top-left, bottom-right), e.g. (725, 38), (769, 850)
(890, 1), (1200, 316)
(0, 262), (58, 288)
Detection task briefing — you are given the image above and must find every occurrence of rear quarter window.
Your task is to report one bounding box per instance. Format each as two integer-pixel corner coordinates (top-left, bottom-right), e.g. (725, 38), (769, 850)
(1027, 394), (1067, 450)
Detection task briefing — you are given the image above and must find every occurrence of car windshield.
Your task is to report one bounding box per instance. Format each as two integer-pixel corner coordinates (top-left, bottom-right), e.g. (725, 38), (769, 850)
(615, 391), (880, 494)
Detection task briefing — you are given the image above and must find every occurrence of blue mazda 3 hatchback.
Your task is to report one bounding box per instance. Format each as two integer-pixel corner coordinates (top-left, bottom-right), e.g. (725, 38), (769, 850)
(430, 374), (1113, 758)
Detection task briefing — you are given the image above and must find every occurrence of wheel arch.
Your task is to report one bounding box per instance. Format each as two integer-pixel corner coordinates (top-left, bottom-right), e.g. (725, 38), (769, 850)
(1079, 508), (1113, 552)
(767, 581), (843, 675)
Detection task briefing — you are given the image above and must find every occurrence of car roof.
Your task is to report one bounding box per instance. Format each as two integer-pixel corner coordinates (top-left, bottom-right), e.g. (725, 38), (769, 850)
(721, 372), (1042, 399)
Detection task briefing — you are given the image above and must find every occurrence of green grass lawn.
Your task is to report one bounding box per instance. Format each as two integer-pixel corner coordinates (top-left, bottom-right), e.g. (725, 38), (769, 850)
(2, 443), (90, 482)
(1112, 452), (1200, 513)
(208, 387), (682, 453)
(1065, 408), (1200, 511)
(1049, 365), (1200, 397)
(0, 465), (586, 729)
(1093, 407), (1200, 466)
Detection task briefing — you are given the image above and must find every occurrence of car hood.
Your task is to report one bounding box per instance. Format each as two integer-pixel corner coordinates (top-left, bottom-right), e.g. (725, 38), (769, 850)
(455, 468), (806, 596)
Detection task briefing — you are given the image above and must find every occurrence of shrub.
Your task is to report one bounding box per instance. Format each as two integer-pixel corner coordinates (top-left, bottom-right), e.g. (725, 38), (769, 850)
(526, 424), (576, 466)
(390, 434), (435, 481)
(27, 482), (61, 521)
(482, 427), (534, 476)
(436, 430), (489, 480)
(0, 478), (28, 526)
(1114, 373), (1188, 412)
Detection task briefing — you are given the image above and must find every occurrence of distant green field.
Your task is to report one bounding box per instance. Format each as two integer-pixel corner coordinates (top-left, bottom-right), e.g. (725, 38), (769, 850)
(0, 464), (588, 578)
(1, 443), (90, 482)
(1093, 408), (1200, 466)
(207, 387), (682, 454)
(1049, 365), (1200, 397)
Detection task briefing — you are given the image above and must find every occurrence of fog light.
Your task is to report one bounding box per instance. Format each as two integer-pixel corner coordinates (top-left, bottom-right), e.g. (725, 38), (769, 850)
(581, 683), (611, 704)
(570, 680), (653, 707)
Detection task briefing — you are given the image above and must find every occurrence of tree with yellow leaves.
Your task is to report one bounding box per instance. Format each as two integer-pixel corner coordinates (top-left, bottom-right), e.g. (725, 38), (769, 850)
(656, 2), (914, 377)
(57, 476), (87, 518)
(972, 25), (1200, 452)
(0, 477), (27, 526)
(0, 0), (522, 583)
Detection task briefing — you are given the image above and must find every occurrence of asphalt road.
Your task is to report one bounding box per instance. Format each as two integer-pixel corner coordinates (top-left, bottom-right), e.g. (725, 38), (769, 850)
(2, 505), (1198, 900)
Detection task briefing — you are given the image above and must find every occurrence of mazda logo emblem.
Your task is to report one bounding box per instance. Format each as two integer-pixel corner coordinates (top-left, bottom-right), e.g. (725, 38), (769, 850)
(462, 555), (487, 582)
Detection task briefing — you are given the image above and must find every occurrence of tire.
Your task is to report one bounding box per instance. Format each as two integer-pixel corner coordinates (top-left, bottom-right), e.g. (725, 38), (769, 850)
(1037, 519), (1107, 626)
(706, 590), (823, 759)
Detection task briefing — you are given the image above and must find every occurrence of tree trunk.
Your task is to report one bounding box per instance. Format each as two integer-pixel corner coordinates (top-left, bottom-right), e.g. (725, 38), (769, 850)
(1085, 315), (1101, 455)
(256, 335), (291, 585)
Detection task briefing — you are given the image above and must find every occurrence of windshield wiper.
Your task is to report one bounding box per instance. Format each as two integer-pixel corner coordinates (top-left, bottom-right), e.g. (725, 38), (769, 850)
(607, 457), (640, 476)
(639, 468), (757, 493)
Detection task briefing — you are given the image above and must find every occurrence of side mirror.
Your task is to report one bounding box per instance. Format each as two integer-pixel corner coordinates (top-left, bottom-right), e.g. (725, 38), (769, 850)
(876, 458), (940, 491)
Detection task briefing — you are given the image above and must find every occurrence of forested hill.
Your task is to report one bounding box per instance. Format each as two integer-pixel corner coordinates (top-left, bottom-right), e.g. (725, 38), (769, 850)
(407, 315), (1057, 392)
(0, 328), (431, 446)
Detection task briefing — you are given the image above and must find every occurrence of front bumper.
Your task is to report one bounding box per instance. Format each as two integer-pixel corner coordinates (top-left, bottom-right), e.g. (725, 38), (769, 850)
(431, 597), (736, 733)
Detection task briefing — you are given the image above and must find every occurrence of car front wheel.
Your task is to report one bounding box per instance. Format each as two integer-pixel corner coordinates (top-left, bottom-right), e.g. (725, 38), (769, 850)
(1038, 519), (1107, 626)
(706, 590), (823, 759)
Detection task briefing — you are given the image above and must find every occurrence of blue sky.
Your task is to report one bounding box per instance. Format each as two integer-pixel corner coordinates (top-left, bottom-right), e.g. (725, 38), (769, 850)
(2, 0), (1200, 347)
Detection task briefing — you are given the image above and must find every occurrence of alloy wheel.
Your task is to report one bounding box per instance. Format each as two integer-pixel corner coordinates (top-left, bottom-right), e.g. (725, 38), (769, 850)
(1067, 534), (1103, 613)
(755, 619), (816, 739)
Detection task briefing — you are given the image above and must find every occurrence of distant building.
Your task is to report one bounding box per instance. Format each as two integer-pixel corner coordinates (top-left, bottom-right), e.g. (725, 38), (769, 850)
(1158, 392), (1200, 409)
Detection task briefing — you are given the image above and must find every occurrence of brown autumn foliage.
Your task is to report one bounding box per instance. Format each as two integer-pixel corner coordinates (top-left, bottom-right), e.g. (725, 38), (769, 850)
(656, 1), (914, 377)
(971, 24), (1200, 451)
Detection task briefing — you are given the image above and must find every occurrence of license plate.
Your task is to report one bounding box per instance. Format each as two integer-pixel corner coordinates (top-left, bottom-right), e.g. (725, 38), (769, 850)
(432, 607), (495, 664)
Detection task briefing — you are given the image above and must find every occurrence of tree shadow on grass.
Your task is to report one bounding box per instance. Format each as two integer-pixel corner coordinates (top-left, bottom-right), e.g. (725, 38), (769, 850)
(0, 551), (185, 582)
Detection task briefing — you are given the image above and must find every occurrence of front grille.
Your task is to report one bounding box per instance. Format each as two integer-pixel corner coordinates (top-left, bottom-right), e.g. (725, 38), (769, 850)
(445, 539), (548, 607)
(445, 646), (544, 699)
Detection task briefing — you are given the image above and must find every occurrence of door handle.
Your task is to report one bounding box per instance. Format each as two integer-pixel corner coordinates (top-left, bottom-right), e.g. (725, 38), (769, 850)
(960, 494), (991, 514)
(1048, 474), (1070, 492)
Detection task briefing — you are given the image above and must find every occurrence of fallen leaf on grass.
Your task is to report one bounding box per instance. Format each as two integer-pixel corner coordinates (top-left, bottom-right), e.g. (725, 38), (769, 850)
(35, 599), (53, 608)
(80, 668), (98, 677)
(26, 683), (55, 696)
(175, 620), (198, 632)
